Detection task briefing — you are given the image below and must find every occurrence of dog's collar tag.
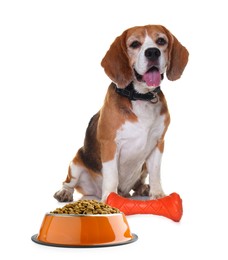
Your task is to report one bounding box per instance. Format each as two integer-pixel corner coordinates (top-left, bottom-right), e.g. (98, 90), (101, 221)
(115, 82), (161, 103)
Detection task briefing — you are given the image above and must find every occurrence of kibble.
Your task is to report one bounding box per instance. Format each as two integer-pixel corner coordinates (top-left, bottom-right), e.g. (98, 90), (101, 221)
(50, 199), (120, 215)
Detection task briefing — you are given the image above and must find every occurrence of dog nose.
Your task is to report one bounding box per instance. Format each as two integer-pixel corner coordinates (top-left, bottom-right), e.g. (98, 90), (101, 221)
(144, 48), (161, 61)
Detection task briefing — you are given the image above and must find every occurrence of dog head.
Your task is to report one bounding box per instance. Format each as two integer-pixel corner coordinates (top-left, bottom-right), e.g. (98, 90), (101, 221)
(101, 25), (189, 92)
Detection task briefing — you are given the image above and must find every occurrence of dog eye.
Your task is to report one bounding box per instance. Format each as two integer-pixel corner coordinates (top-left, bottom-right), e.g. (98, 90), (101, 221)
(130, 41), (141, 49)
(156, 37), (167, 46)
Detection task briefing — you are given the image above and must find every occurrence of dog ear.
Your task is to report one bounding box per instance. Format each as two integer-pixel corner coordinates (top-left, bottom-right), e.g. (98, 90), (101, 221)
(101, 31), (133, 88)
(165, 29), (189, 81)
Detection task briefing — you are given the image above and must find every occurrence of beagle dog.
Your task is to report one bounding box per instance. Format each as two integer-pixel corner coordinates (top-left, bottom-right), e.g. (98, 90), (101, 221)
(54, 25), (188, 202)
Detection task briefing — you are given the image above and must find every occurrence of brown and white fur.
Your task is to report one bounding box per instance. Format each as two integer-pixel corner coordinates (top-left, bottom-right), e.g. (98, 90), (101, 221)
(54, 25), (188, 202)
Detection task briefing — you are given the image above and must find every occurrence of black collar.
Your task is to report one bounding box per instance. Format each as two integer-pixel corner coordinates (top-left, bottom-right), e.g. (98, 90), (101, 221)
(115, 82), (161, 102)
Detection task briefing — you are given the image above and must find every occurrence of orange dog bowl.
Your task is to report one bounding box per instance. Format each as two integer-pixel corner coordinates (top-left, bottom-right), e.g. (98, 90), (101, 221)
(31, 212), (137, 247)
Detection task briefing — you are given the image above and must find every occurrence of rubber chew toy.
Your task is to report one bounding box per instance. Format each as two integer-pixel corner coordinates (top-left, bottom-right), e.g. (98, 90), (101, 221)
(106, 192), (183, 222)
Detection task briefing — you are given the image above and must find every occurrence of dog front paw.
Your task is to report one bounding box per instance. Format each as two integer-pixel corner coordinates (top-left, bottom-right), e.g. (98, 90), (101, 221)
(150, 191), (166, 200)
(54, 187), (74, 202)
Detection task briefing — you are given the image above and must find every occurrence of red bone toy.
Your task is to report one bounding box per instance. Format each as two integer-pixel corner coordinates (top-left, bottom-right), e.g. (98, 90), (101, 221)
(106, 192), (183, 222)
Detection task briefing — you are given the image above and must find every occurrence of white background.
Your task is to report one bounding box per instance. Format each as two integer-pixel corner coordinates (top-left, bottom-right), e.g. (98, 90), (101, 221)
(1, 0), (228, 259)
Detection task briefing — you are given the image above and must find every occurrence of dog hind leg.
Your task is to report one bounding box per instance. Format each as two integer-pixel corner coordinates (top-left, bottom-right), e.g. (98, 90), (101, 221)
(132, 163), (150, 196)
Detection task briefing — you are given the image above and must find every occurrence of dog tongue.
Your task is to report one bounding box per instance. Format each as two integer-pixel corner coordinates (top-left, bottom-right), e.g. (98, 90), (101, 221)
(142, 69), (161, 87)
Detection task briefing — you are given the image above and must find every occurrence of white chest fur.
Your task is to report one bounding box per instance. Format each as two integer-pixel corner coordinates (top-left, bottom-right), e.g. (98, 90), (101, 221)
(115, 100), (165, 194)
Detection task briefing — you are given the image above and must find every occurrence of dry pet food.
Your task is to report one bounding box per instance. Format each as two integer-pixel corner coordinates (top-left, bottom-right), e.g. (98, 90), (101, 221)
(50, 199), (120, 215)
